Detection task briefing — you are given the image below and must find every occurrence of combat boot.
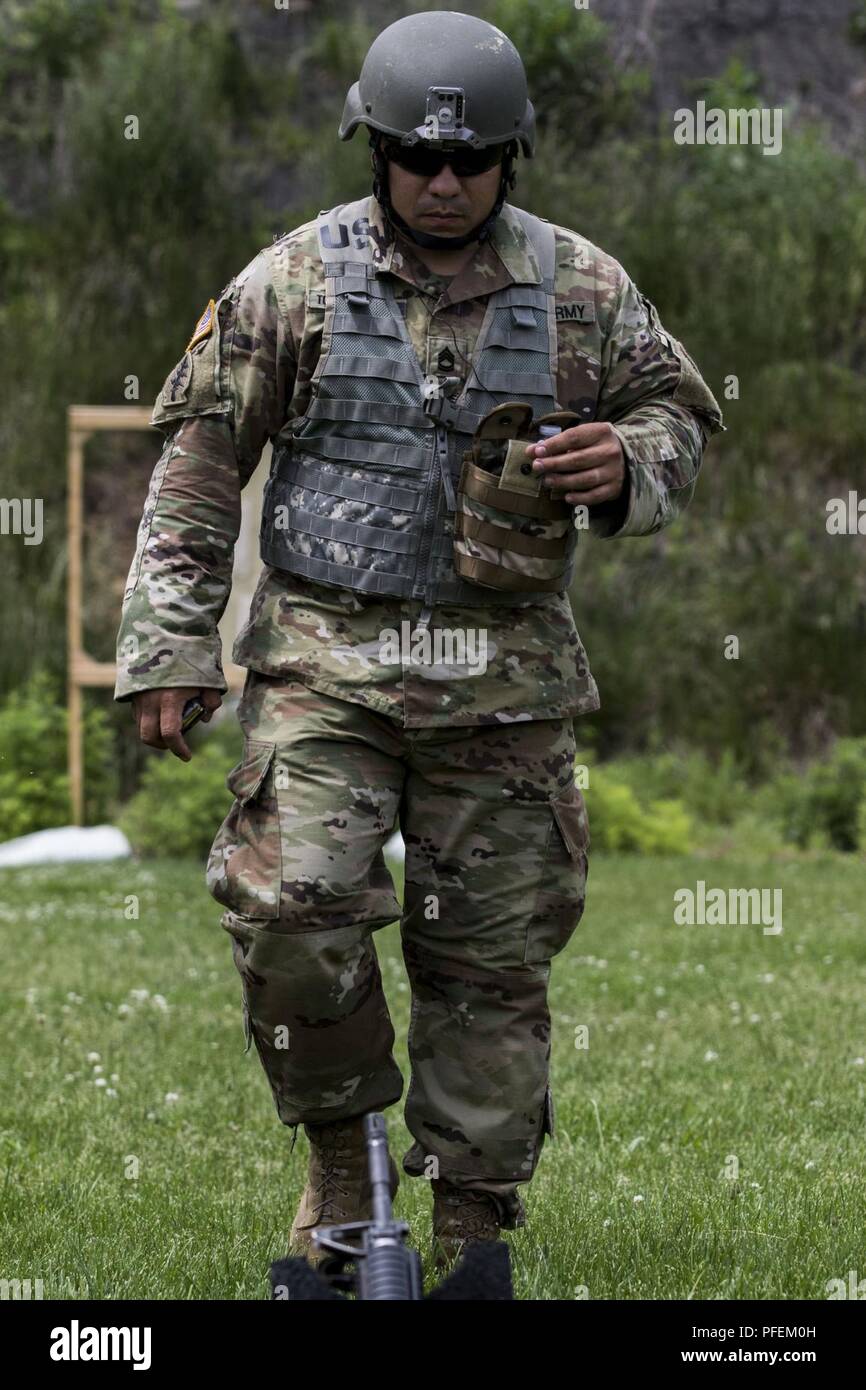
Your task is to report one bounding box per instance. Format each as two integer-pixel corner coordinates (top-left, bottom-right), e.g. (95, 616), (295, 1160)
(431, 1176), (503, 1271)
(288, 1114), (400, 1267)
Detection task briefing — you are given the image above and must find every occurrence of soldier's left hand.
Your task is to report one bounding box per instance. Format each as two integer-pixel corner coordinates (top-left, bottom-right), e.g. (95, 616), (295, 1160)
(530, 422), (625, 505)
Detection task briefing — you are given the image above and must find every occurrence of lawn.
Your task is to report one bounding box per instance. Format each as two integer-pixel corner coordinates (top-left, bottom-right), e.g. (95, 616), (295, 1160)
(1, 852), (864, 1300)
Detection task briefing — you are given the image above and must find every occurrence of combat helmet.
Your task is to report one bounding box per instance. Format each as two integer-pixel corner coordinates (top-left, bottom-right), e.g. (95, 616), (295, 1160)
(339, 10), (535, 249)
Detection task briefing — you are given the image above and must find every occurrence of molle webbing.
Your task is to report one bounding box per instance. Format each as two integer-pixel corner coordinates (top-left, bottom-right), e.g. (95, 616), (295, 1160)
(260, 195), (578, 604)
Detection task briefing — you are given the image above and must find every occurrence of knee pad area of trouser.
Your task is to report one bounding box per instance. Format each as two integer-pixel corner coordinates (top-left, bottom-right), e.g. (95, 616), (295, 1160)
(220, 910), (403, 1125)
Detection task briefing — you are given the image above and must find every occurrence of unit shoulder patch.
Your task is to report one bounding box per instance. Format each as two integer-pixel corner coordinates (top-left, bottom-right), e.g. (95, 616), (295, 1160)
(163, 352), (193, 406)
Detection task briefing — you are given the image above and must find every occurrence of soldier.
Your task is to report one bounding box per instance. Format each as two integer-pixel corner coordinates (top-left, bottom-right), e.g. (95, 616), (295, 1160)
(116, 10), (724, 1273)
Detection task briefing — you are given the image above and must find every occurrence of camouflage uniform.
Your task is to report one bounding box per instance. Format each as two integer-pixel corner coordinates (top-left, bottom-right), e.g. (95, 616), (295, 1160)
(115, 194), (724, 1226)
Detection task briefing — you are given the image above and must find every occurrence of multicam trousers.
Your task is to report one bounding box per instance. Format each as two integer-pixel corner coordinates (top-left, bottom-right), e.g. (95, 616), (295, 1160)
(206, 672), (590, 1228)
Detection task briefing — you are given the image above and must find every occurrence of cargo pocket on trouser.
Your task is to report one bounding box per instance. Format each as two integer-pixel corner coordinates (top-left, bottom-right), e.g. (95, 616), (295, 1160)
(221, 910), (260, 1055)
(205, 739), (280, 920)
(524, 779), (590, 965)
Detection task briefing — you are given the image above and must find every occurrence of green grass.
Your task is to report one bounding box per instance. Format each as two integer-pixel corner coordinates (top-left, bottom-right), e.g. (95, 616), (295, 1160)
(0, 853), (864, 1300)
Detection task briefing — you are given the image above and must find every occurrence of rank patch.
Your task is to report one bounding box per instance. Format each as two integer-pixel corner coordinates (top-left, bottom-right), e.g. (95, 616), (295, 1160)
(185, 298), (216, 351)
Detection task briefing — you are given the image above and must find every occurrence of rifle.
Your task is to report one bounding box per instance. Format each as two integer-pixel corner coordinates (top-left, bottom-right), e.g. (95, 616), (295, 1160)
(269, 1112), (513, 1301)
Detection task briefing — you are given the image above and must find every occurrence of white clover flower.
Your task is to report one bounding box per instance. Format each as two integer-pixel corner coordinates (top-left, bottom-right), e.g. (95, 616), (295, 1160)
(749, 1014), (761, 1024)
(86, 1052), (100, 1063)
(656, 1009), (669, 1021)
(804, 1160), (815, 1170)
(694, 964), (705, 974)
(852, 1057), (865, 1067)
(633, 1194), (645, 1204)
(117, 1004), (132, 1017)
(92, 1065), (103, 1074)
(164, 1092), (180, 1104)
(106, 1088), (118, 1099)
(704, 1049), (719, 1062)
(729, 1000), (741, 1011)
(151, 995), (169, 1013)
(94, 1077), (107, 1088)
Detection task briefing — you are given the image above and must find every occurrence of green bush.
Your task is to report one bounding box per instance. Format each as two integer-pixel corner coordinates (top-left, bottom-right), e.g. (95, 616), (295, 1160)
(605, 749), (748, 827)
(0, 672), (114, 839)
(773, 739), (866, 851)
(580, 761), (693, 854)
(118, 718), (241, 859)
(637, 799), (694, 854)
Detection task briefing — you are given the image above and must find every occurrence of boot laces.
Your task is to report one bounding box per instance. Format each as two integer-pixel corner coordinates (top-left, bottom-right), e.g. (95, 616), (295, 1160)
(307, 1122), (359, 1221)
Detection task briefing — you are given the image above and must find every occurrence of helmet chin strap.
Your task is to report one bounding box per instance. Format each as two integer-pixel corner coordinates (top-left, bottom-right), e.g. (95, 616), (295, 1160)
(370, 133), (516, 252)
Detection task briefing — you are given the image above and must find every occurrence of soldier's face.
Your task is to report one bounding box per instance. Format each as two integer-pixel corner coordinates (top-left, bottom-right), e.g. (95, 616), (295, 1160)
(387, 153), (503, 238)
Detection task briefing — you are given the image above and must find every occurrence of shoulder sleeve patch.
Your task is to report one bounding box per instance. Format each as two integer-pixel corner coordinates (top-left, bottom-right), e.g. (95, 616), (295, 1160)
(185, 298), (216, 352)
(151, 296), (234, 430)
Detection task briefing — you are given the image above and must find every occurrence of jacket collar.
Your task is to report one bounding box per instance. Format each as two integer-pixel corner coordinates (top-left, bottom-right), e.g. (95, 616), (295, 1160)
(367, 193), (542, 307)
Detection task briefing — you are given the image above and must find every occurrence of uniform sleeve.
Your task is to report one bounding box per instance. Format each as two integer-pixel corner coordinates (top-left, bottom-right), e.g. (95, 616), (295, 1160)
(589, 271), (725, 539)
(114, 251), (296, 702)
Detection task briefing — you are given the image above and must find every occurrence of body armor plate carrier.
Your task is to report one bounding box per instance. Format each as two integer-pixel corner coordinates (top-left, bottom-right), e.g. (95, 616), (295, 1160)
(260, 195), (580, 606)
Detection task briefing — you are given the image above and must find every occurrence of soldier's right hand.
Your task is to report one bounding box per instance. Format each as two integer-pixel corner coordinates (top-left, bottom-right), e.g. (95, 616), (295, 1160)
(132, 687), (223, 763)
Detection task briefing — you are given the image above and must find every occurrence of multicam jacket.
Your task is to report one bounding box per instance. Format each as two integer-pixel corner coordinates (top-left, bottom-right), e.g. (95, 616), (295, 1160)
(115, 193), (724, 727)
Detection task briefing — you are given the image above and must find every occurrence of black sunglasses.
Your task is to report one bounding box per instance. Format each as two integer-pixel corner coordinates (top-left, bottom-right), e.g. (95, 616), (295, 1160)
(381, 138), (506, 179)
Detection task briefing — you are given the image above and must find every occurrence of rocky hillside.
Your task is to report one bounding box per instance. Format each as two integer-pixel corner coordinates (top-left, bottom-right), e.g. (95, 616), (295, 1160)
(593, 0), (866, 158)
(241, 0), (866, 162)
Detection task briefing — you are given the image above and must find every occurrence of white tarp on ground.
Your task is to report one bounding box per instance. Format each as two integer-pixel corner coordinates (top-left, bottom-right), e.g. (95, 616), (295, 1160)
(0, 825), (132, 867)
(0, 824), (399, 869)
(384, 829), (405, 863)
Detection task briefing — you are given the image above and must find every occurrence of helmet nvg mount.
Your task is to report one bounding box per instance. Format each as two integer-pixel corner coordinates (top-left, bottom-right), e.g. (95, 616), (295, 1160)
(339, 10), (535, 250)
